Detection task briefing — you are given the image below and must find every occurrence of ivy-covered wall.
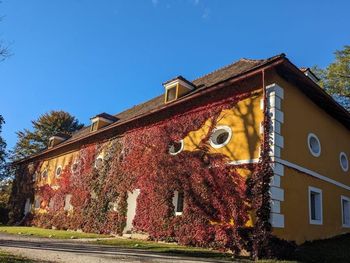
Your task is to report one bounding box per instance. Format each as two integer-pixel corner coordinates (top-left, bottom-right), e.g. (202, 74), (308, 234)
(9, 87), (285, 258)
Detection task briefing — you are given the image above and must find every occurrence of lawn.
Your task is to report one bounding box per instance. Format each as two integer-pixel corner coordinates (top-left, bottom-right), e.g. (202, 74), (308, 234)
(0, 250), (49, 263)
(2, 226), (350, 262)
(0, 226), (109, 239)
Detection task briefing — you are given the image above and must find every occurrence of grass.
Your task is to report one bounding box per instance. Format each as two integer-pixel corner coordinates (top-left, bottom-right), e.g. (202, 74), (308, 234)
(0, 226), (110, 239)
(2, 226), (350, 262)
(0, 250), (49, 263)
(94, 238), (233, 260)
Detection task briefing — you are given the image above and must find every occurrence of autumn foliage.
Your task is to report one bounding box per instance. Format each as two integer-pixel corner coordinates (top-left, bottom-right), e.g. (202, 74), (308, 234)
(9, 88), (282, 258)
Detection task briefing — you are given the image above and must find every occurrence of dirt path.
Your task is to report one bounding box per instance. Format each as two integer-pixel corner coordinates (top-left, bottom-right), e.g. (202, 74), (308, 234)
(0, 233), (233, 263)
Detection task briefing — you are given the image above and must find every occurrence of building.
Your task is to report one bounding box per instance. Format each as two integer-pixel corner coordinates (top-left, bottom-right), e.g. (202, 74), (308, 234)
(9, 54), (350, 252)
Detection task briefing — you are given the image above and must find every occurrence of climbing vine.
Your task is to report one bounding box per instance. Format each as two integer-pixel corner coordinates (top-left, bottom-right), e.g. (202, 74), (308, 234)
(8, 86), (288, 258)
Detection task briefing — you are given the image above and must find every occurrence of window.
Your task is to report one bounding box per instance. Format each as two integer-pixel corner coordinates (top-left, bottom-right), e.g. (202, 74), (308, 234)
(308, 186), (323, 225)
(91, 121), (98, 132)
(341, 196), (350, 227)
(71, 161), (79, 174)
(169, 140), (184, 155)
(48, 199), (55, 210)
(64, 194), (73, 211)
(24, 198), (31, 215)
(41, 170), (48, 180)
(307, 133), (321, 157)
(166, 86), (177, 102)
(209, 126), (232, 149)
(172, 191), (184, 215)
(340, 152), (349, 172)
(32, 172), (37, 182)
(108, 202), (119, 212)
(48, 138), (54, 148)
(55, 166), (62, 177)
(95, 156), (104, 169)
(34, 196), (41, 209)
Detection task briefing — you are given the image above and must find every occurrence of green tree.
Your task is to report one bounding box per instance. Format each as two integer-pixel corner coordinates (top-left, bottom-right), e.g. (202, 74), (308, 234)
(313, 45), (350, 111)
(11, 111), (84, 160)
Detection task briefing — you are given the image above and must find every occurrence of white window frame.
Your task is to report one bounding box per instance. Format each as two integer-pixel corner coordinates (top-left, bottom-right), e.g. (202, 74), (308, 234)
(209, 125), (233, 149)
(94, 155), (104, 169)
(340, 152), (349, 172)
(172, 191), (184, 216)
(165, 84), (177, 102)
(71, 160), (79, 174)
(341, 195), (350, 228)
(169, 140), (184, 155)
(307, 133), (321, 157)
(308, 186), (323, 225)
(55, 166), (62, 177)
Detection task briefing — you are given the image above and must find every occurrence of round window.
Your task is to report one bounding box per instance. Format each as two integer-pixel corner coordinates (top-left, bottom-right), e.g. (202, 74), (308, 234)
(32, 172), (37, 182)
(71, 161), (79, 174)
(209, 126), (232, 148)
(307, 133), (321, 157)
(41, 170), (48, 179)
(56, 166), (62, 177)
(340, 152), (349, 172)
(169, 140), (184, 155)
(95, 157), (104, 169)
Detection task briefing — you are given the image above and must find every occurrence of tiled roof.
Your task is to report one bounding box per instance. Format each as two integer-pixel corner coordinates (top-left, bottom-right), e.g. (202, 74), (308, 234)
(64, 55), (283, 143)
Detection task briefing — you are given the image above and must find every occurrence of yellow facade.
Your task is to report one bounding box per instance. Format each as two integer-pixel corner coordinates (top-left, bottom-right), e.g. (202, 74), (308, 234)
(270, 74), (350, 244)
(183, 91), (263, 162)
(29, 74), (350, 244)
(273, 167), (350, 244)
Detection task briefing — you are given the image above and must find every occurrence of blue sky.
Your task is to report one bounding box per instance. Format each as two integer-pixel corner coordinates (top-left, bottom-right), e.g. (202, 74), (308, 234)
(0, 0), (349, 150)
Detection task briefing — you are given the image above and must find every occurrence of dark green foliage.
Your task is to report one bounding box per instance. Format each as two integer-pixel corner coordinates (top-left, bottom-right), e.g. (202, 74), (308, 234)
(313, 45), (350, 111)
(11, 111), (84, 160)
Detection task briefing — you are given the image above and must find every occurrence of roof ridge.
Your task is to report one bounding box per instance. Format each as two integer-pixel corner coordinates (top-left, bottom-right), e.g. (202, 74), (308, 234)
(192, 53), (285, 84)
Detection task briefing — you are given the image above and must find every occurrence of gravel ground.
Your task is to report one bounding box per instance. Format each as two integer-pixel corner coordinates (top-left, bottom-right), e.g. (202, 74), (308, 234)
(0, 233), (233, 263)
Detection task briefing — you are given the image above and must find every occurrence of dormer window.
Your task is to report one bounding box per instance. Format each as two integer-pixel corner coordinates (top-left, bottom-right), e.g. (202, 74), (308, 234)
(163, 76), (196, 103)
(48, 134), (71, 149)
(166, 86), (177, 102)
(90, 113), (118, 132)
(300, 67), (320, 83)
(91, 120), (98, 132)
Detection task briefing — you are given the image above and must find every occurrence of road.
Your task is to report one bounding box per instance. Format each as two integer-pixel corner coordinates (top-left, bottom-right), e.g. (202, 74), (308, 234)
(0, 233), (233, 263)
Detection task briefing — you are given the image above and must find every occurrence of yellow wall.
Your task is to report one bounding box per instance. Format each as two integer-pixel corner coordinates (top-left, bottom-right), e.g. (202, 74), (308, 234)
(273, 167), (350, 244)
(270, 74), (350, 243)
(183, 91), (263, 162)
(278, 75), (350, 184)
(36, 151), (78, 187)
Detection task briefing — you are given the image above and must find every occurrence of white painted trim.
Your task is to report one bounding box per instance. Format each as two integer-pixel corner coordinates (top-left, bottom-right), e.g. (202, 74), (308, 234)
(49, 136), (66, 141)
(169, 140), (184, 155)
(308, 186), (323, 225)
(272, 162), (284, 176)
(266, 83), (284, 99)
(270, 175), (281, 187)
(91, 116), (114, 124)
(270, 213), (284, 228)
(307, 133), (321, 157)
(228, 158), (259, 165)
(341, 195), (350, 228)
(270, 186), (284, 201)
(55, 165), (62, 177)
(209, 125), (233, 149)
(340, 152), (349, 172)
(271, 200), (281, 213)
(164, 79), (195, 91)
(94, 154), (105, 169)
(275, 158), (350, 191)
(269, 108), (284, 123)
